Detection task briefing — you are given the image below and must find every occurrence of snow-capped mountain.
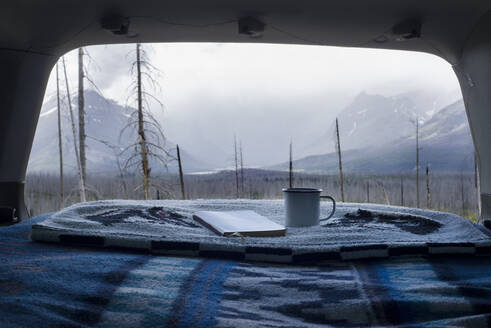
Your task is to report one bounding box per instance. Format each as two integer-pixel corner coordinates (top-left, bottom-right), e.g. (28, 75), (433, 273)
(270, 99), (475, 173)
(302, 91), (452, 157)
(30, 88), (471, 175)
(413, 99), (471, 148)
(28, 90), (212, 174)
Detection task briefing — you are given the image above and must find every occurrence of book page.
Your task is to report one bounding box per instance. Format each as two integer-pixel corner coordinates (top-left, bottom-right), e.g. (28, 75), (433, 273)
(193, 210), (285, 236)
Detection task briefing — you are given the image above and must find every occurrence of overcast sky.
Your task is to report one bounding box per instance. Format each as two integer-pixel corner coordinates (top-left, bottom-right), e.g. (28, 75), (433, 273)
(42, 43), (461, 167)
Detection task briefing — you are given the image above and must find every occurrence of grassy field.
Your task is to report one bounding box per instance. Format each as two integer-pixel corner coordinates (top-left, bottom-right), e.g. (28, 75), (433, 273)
(25, 169), (479, 221)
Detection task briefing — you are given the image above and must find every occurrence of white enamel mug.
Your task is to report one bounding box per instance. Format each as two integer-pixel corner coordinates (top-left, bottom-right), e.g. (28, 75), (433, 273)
(282, 188), (336, 227)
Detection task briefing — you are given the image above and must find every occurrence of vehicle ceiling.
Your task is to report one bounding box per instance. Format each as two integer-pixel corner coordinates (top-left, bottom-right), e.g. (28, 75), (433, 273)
(1, 0), (490, 64)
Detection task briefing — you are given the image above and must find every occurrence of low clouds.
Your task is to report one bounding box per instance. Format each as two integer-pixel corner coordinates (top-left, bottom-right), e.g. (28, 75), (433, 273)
(42, 43), (461, 167)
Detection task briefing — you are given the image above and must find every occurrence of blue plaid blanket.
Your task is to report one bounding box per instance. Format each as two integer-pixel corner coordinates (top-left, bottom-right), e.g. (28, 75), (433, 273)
(1, 214), (491, 327)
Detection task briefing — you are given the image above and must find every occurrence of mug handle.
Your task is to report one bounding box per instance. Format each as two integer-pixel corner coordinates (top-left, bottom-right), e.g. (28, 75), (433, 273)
(320, 195), (336, 221)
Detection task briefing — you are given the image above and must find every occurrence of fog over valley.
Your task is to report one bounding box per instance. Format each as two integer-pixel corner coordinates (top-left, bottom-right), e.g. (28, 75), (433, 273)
(34, 43), (463, 172)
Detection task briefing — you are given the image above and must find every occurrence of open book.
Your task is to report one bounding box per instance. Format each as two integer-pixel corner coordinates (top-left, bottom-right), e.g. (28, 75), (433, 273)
(192, 210), (286, 237)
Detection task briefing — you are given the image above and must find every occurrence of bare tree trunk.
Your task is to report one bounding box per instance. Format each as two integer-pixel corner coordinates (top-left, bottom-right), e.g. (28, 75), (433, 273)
(78, 48), (87, 187)
(416, 118), (420, 208)
(121, 44), (168, 199)
(177, 144), (186, 200)
(240, 140), (244, 196)
(475, 151), (481, 215)
(380, 181), (390, 205)
(56, 63), (64, 208)
(426, 164), (431, 208)
(234, 135), (239, 198)
(289, 139), (293, 188)
(62, 57), (86, 202)
(136, 43), (151, 200)
(336, 118), (345, 202)
(474, 151), (478, 189)
(461, 172), (465, 217)
(400, 176), (404, 206)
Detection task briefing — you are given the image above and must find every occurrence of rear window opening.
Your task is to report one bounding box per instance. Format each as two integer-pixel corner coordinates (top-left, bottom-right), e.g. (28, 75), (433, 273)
(26, 43), (476, 222)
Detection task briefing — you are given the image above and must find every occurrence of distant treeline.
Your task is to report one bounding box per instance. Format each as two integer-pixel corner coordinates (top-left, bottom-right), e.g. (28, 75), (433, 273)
(25, 169), (479, 221)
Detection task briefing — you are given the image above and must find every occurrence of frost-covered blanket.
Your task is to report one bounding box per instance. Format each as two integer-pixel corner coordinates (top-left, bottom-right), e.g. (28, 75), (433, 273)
(31, 199), (491, 262)
(1, 214), (491, 327)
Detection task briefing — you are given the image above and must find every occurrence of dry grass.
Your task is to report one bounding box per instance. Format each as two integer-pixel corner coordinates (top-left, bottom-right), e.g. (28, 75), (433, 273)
(25, 170), (479, 221)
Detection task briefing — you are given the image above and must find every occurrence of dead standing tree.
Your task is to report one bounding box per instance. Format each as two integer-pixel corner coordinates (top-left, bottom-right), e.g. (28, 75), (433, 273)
(289, 139), (293, 188)
(78, 48), (87, 187)
(406, 115), (421, 207)
(56, 63), (64, 208)
(62, 56), (87, 202)
(176, 144), (186, 200)
(415, 117), (420, 208)
(79, 47), (111, 200)
(474, 151), (481, 215)
(426, 164), (431, 208)
(234, 135), (239, 198)
(120, 43), (172, 200)
(335, 118), (345, 202)
(239, 140), (244, 196)
(400, 176), (404, 206)
(461, 172), (466, 216)
(380, 181), (390, 205)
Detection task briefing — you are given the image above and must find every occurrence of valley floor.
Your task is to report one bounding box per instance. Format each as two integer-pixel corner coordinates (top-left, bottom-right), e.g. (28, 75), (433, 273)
(25, 170), (479, 222)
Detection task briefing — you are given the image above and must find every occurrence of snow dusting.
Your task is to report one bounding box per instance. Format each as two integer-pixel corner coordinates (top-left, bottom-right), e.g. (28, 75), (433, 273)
(39, 107), (57, 118)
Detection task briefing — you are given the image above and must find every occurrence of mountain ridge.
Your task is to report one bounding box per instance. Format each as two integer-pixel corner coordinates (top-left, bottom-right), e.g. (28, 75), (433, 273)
(29, 90), (473, 175)
(270, 98), (474, 173)
(29, 90), (213, 174)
